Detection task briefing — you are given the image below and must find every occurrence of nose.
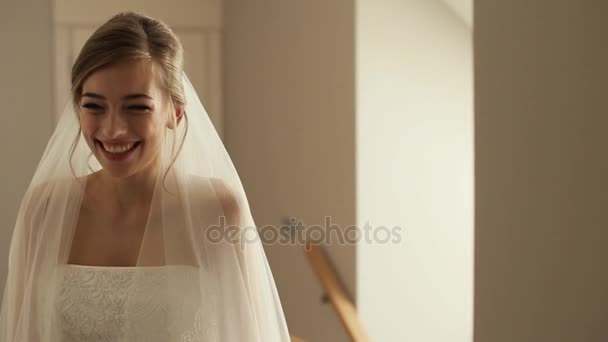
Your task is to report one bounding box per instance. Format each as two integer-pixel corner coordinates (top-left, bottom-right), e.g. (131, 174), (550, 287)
(101, 110), (129, 138)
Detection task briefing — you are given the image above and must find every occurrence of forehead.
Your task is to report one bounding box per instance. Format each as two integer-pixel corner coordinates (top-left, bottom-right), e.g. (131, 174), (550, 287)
(82, 60), (163, 99)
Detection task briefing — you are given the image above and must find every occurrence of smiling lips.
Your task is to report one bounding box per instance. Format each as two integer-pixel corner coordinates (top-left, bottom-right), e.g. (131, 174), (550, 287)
(102, 142), (136, 153)
(96, 139), (141, 156)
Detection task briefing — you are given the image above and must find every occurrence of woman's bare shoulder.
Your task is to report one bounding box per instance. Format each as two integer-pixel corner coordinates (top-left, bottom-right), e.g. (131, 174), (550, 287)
(187, 175), (242, 217)
(23, 176), (82, 215)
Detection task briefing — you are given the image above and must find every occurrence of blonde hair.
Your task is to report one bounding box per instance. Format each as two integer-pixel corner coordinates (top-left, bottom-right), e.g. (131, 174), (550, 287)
(68, 11), (189, 192)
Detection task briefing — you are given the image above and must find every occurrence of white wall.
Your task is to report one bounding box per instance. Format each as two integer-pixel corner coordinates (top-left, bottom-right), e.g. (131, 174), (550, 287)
(223, 1), (356, 341)
(474, 1), (608, 341)
(0, 0), (54, 299)
(356, 0), (473, 340)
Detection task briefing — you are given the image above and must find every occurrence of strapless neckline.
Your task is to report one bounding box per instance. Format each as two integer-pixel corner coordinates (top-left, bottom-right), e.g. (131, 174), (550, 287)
(60, 263), (199, 270)
(55, 261), (217, 341)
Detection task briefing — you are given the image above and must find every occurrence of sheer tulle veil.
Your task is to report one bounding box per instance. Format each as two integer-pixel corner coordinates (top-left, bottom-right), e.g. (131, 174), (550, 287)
(0, 43), (291, 342)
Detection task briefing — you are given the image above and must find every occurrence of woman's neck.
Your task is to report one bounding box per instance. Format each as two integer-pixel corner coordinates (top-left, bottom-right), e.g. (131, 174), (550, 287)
(92, 167), (159, 215)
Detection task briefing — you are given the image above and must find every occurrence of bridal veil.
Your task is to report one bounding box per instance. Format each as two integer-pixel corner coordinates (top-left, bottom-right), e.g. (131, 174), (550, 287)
(0, 11), (291, 342)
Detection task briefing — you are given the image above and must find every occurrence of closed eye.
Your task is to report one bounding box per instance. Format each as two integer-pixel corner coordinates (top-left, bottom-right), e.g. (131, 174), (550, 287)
(82, 103), (102, 110)
(80, 103), (150, 112)
(128, 105), (151, 111)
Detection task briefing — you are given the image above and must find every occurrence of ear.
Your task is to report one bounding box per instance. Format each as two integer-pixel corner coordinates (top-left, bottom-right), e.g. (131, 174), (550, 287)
(166, 104), (185, 130)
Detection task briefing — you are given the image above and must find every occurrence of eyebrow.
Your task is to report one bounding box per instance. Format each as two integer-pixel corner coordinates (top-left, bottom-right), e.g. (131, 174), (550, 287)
(81, 92), (153, 100)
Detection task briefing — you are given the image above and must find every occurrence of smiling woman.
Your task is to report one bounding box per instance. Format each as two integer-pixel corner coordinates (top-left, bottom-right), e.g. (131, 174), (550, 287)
(77, 60), (170, 178)
(0, 11), (291, 342)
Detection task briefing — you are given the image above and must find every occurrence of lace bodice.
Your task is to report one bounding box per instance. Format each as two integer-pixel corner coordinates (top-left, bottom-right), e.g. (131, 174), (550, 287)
(54, 264), (218, 342)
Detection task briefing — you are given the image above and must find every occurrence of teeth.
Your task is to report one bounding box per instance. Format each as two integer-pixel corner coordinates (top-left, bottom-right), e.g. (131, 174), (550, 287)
(102, 142), (136, 154)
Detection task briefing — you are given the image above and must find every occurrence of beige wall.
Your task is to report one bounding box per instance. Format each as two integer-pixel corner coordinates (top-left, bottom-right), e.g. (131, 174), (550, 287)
(0, 1), (54, 298)
(475, 1), (608, 341)
(356, 0), (473, 340)
(223, 1), (356, 341)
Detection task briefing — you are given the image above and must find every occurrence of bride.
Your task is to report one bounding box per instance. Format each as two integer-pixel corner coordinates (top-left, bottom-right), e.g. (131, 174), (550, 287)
(0, 11), (291, 341)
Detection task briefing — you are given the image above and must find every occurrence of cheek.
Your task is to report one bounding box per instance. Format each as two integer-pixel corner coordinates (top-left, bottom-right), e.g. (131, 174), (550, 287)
(78, 118), (95, 137)
(139, 118), (164, 141)
(79, 112), (93, 126)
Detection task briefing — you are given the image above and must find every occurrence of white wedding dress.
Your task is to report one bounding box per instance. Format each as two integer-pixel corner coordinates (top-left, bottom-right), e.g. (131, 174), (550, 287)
(0, 71), (292, 340)
(55, 264), (218, 342)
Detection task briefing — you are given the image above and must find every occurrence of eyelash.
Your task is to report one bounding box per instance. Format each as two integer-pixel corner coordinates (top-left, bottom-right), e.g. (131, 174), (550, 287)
(81, 103), (151, 111)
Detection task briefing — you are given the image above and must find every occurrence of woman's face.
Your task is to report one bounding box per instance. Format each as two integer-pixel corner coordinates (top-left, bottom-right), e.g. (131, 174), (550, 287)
(78, 60), (176, 179)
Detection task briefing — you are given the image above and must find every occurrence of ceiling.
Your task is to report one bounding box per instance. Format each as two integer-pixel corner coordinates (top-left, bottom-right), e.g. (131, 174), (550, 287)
(441, 0), (473, 27)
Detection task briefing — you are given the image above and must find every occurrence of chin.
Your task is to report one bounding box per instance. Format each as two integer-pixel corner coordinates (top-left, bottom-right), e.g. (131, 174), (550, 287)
(101, 166), (140, 179)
